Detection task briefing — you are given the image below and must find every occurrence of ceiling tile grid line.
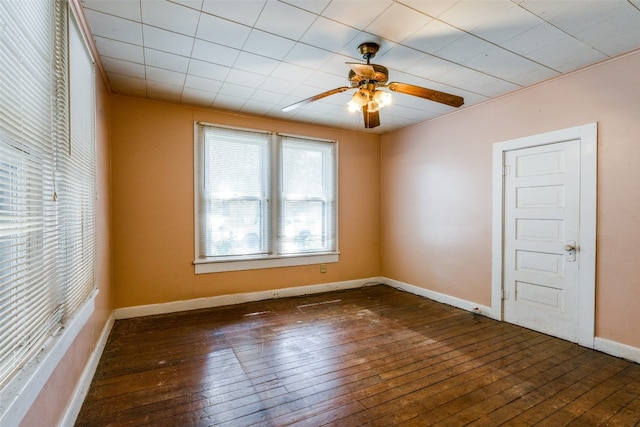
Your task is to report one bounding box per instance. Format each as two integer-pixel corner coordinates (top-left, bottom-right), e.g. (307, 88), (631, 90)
(81, 0), (640, 133)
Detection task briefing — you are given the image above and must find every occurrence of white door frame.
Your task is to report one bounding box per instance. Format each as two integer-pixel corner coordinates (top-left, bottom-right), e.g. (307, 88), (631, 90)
(490, 123), (597, 348)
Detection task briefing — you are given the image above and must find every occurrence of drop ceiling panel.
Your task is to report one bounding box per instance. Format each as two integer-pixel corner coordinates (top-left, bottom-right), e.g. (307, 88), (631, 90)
(140, 0), (200, 36)
(82, 0), (640, 134)
(201, 0), (266, 27)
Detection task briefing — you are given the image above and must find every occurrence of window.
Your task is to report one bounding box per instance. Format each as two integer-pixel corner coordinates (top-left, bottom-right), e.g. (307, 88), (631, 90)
(194, 124), (338, 273)
(0, 0), (96, 419)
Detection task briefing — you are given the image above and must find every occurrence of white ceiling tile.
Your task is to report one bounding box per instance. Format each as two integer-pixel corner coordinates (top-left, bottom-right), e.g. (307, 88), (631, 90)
(280, 0), (330, 14)
(184, 74), (223, 92)
(463, 46), (558, 86)
(141, 0), (201, 36)
(240, 100), (275, 115)
(170, 0), (204, 10)
(438, 0), (513, 32)
(303, 70), (348, 90)
(85, 9), (143, 44)
(234, 52), (280, 75)
(365, 2), (431, 43)
(187, 59), (230, 80)
(82, 0), (640, 133)
(218, 82), (257, 98)
(250, 89), (286, 104)
(322, 0), (393, 30)
(94, 36), (144, 64)
(181, 87), (216, 107)
(145, 66), (186, 86)
(107, 73), (147, 97)
(299, 16), (360, 51)
(83, 0), (142, 21)
(243, 30), (296, 60)
(143, 25), (194, 56)
(101, 57), (146, 78)
(212, 93), (246, 110)
(201, 0), (266, 27)
(433, 66), (520, 97)
(254, 1), (317, 40)
(398, 0), (459, 18)
(318, 53), (359, 76)
(433, 33), (493, 64)
(196, 13), (252, 49)
(147, 81), (183, 102)
(408, 54), (458, 80)
(191, 39), (239, 66)
(338, 32), (392, 58)
(270, 62), (315, 84)
(404, 19), (465, 54)
(573, 6), (640, 55)
(377, 44), (427, 72)
(224, 69), (267, 89)
(144, 48), (190, 73)
(283, 43), (333, 70)
(503, 23), (606, 72)
(261, 76), (299, 95)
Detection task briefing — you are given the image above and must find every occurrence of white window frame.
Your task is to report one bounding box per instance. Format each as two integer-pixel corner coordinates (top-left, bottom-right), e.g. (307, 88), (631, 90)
(194, 123), (339, 274)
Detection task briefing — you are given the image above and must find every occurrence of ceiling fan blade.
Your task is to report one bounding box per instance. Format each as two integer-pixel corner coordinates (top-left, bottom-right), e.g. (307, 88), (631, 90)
(362, 104), (380, 129)
(346, 62), (376, 79)
(282, 86), (351, 112)
(387, 82), (464, 108)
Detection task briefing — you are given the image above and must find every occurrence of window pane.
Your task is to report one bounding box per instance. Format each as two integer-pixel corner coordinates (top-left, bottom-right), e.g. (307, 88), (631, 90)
(200, 128), (270, 258)
(280, 138), (336, 255)
(207, 199), (263, 256)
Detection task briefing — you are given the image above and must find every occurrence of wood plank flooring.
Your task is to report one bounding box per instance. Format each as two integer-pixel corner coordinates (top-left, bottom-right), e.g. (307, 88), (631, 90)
(75, 285), (640, 426)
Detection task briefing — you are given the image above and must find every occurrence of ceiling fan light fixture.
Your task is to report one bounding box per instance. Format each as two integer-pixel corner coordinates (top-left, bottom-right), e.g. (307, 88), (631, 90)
(373, 90), (391, 108)
(347, 88), (370, 112)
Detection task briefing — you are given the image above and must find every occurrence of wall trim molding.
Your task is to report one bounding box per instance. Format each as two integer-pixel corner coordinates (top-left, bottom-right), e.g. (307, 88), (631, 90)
(57, 278), (638, 427)
(382, 278), (497, 320)
(60, 312), (115, 427)
(114, 277), (385, 319)
(594, 337), (640, 365)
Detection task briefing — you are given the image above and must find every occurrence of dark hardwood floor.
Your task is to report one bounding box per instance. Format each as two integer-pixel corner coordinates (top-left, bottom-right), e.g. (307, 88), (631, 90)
(75, 285), (640, 426)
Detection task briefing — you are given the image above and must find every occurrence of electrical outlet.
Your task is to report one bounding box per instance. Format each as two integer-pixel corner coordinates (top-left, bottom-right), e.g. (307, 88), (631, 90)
(320, 264), (327, 273)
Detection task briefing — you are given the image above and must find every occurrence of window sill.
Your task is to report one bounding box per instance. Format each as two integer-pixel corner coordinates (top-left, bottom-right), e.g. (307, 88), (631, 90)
(194, 253), (339, 274)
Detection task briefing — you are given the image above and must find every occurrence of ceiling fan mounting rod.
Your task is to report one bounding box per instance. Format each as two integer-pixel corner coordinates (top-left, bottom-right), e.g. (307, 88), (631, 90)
(358, 42), (379, 64)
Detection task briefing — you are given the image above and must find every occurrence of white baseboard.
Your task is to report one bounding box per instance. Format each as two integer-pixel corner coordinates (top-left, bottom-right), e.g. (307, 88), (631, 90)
(381, 277), (497, 319)
(60, 313), (115, 427)
(594, 337), (640, 365)
(114, 277), (385, 319)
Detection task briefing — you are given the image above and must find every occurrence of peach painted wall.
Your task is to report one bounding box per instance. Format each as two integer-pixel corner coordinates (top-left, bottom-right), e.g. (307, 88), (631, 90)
(19, 62), (113, 425)
(110, 96), (381, 309)
(381, 49), (640, 349)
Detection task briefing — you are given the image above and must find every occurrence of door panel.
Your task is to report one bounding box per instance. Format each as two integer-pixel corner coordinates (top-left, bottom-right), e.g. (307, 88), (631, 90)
(503, 139), (580, 342)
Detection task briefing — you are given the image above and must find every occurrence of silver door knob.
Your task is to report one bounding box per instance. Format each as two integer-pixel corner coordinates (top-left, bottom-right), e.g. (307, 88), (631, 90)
(565, 243), (576, 251)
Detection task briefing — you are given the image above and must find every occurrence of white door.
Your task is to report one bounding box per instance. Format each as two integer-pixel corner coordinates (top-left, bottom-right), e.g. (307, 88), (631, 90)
(503, 139), (581, 342)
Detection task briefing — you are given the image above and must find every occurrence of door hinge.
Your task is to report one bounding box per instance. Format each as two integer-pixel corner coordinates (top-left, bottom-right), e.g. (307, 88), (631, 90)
(502, 165), (511, 176)
(501, 289), (509, 300)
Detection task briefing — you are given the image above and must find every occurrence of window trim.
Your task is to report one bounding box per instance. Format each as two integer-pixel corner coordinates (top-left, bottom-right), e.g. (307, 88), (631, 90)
(193, 123), (339, 273)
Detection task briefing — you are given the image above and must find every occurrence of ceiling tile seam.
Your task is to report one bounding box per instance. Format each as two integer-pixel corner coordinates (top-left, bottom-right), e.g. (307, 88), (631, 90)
(515, 2), (615, 59)
(391, 0), (563, 76)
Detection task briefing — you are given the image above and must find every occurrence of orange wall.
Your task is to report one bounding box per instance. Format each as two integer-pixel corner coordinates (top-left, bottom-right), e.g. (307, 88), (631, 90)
(381, 49), (640, 349)
(20, 61), (113, 426)
(110, 96), (381, 308)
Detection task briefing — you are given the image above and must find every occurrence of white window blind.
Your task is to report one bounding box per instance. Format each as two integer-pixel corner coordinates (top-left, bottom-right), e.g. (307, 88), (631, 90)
(196, 125), (271, 259)
(0, 0), (96, 392)
(280, 135), (336, 255)
(61, 11), (96, 319)
(0, 0), (62, 387)
(195, 123), (338, 269)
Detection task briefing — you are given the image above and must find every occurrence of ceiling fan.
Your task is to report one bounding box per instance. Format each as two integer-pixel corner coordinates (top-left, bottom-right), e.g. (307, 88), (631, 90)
(282, 42), (465, 129)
